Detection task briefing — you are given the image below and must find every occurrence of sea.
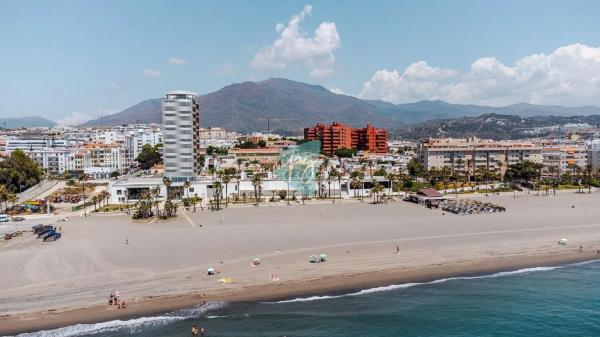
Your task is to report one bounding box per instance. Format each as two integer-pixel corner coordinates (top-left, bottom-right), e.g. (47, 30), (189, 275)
(11, 260), (600, 337)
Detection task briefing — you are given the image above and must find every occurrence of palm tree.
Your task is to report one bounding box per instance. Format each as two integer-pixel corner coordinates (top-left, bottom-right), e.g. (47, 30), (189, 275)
(335, 170), (343, 199)
(316, 168), (324, 198)
(386, 172), (396, 199)
(0, 185), (7, 213)
(466, 158), (473, 182)
(79, 174), (88, 217)
(350, 178), (361, 198)
(585, 163), (594, 194)
(236, 158), (245, 174)
(212, 181), (222, 210)
(162, 177), (172, 200)
(151, 185), (161, 215)
(359, 171), (366, 202)
(368, 159), (374, 176)
(456, 158), (464, 174)
(183, 180), (191, 199)
(371, 181), (385, 203)
(221, 169), (235, 207)
(547, 166), (557, 195)
(326, 169), (334, 198)
(251, 173), (263, 206)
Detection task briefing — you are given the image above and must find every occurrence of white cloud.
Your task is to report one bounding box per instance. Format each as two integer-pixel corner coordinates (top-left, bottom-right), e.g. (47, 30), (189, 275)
(143, 69), (161, 78)
(360, 43), (600, 106)
(251, 5), (341, 78)
(109, 82), (120, 90)
(168, 57), (187, 65)
(216, 64), (235, 76)
(54, 111), (93, 126)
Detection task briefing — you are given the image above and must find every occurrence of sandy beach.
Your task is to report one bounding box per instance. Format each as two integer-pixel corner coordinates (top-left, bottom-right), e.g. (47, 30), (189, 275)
(1, 192), (600, 335)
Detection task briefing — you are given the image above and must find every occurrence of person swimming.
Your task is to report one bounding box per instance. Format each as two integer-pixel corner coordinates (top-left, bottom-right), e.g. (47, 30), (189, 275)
(192, 325), (198, 336)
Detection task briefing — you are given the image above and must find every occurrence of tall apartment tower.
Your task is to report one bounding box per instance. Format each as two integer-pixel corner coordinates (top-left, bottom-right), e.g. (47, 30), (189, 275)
(162, 91), (200, 181)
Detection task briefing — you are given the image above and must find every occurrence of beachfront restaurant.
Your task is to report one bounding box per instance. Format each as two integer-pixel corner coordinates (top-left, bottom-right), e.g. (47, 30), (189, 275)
(405, 188), (447, 208)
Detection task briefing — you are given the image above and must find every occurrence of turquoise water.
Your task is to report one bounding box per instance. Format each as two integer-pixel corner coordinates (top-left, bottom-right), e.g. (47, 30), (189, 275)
(13, 260), (600, 337)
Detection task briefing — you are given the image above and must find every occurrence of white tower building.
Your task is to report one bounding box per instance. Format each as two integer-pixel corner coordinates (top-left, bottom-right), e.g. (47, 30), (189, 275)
(162, 91), (200, 181)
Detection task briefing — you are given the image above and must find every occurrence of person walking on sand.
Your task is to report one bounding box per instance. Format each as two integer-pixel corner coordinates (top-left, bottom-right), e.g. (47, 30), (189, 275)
(579, 245), (583, 252)
(394, 245), (400, 255)
(125, 238), (128, 245)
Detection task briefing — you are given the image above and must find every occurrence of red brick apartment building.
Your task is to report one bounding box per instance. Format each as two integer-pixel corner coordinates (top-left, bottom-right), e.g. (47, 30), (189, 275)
(304, 122), (388, 156)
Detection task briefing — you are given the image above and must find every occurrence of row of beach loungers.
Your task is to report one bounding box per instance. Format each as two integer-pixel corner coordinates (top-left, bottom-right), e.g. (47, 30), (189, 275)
(442, 200), (506, 215)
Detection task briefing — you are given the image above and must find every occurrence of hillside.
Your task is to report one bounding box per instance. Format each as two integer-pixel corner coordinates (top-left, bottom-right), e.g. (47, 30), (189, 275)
(0, 116), (57, 129)
(395, 114), (600, 140)
(83, 78), (600, 133)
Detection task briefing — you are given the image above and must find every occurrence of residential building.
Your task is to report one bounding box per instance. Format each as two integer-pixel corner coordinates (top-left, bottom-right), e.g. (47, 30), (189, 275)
(589, 142), (600, 169)
(28, 148), (76, 175)
(417, 138), (543, 174)
(162, 91), (200, 181)
(304, 122), (389, 156)
(541, 144), (588, 176)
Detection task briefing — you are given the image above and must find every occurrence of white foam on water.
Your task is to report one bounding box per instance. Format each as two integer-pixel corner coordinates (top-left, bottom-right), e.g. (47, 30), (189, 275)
(11, 302), (226, 337)
(267, 265), (564, 304)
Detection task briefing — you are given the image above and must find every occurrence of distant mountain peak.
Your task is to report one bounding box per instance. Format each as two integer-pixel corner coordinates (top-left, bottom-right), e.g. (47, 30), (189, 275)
(82, 78), (600, 132)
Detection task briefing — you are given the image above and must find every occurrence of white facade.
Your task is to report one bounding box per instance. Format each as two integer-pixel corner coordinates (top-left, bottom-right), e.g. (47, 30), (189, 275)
(588, 143), (600, 169)
(28, 148), (76, 174)
(162, 91), (200, 181)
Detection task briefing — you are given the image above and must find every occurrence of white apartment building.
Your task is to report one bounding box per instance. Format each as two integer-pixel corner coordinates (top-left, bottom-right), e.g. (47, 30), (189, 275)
(162, 91), (200, 182)
(417, 138), (543, 174)
(541, 144), (588, 177)
(5, 137), (75, 152)
(28, 148), (77, 175)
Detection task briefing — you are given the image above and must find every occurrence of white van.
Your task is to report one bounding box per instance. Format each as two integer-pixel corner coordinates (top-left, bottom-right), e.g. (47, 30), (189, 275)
(0, 214), (8, 222)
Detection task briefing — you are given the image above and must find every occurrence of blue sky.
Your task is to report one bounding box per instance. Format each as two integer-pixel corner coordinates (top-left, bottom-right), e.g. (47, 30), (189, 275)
(2, 0), (600, 124)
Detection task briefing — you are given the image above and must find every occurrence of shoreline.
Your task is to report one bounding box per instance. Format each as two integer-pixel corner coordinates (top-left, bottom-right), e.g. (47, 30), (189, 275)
(2, 251), (598, 336)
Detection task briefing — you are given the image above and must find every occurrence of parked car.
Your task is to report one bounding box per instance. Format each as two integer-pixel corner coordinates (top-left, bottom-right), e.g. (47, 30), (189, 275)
(11, 216), (26, 222)
(0, 214), (8, 222)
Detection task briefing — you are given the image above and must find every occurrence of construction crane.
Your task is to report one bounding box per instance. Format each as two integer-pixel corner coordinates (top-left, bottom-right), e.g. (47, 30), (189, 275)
(258, 117), (299, 138)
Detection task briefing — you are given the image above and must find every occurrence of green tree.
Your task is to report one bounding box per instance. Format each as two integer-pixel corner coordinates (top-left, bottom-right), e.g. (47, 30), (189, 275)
(0, 149), (44, 193)
(334, 148), (357, 158)
(407, 158), (425, 178)
(136, 144), (162, 170)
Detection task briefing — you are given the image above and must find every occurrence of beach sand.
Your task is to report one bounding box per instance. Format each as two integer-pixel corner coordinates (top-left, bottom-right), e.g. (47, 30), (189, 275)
(1, 192), (600, 335)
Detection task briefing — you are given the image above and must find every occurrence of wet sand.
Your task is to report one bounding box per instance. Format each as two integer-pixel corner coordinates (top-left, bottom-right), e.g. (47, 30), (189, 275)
(1, 192), (600, 335)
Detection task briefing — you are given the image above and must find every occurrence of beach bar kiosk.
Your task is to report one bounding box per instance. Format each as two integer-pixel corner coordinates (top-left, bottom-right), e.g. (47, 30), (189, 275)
(406, 188), (447, 208)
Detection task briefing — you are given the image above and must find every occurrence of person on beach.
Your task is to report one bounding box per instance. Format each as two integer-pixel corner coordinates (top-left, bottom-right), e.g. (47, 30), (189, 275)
(579, 245), (583, 252)
(125, 238), (128, 245)
(394, 245), (400, 255)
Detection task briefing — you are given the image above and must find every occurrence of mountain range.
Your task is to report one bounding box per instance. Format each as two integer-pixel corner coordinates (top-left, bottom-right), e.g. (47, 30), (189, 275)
(0, 116), (56, 129)
(79, 77), (600, 134)
(396, 113), (600, 140)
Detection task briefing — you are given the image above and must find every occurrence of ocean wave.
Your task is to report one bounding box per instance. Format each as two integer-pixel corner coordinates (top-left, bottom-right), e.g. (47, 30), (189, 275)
(267, 265), (567, 304)
(11, 302), (226, 337)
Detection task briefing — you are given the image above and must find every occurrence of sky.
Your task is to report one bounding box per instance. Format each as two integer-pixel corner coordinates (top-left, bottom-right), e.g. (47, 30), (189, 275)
(2, 0), (600, 125)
